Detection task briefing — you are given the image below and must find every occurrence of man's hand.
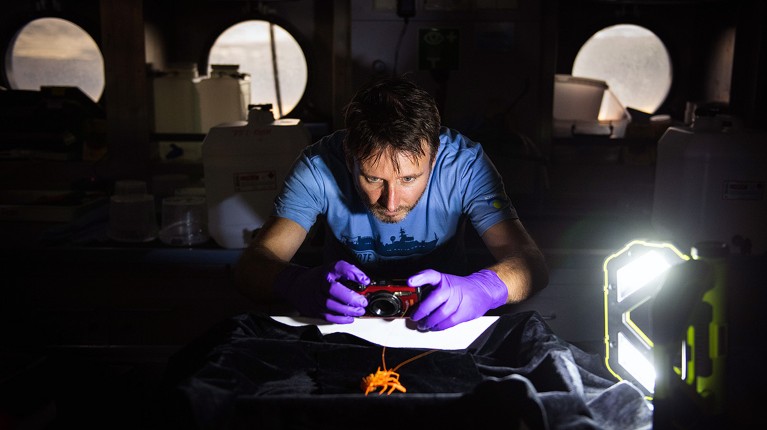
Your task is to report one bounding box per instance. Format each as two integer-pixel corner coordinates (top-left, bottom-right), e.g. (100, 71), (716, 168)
(274, 260), (370, 323)
(408, 269), (508, 331)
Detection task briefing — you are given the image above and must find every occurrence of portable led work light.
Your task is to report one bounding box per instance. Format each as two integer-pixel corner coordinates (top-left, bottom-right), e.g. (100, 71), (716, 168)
(603, 239), (689, 397)
(651, 241), (729, 427)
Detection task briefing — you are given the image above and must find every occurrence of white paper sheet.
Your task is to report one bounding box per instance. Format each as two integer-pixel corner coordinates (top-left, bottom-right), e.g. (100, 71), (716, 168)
(271, 315), (499, 350)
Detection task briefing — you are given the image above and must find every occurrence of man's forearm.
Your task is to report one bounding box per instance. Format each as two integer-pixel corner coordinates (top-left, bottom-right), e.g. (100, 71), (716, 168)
(234, 245), (291, 303)
(488, 247), (549, 304)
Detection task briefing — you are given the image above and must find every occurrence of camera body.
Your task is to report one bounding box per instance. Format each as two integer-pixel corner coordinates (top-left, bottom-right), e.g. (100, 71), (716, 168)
(347, 280), (430, 318)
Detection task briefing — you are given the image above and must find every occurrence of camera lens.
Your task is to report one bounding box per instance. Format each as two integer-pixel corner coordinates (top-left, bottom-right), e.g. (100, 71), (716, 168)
(366, 292), (402, 317)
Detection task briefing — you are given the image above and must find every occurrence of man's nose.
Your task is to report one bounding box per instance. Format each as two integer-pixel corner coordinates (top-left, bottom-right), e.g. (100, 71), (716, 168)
(381, 183), (398, 210)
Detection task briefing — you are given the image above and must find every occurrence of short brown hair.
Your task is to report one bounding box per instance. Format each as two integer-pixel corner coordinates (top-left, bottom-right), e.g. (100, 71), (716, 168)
(343, 77), (441, 171)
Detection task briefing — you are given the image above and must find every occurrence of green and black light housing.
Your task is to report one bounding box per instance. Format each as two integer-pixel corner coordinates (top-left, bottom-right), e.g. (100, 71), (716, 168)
(604, 239), (729, 427)
(651, 241), (728, 428)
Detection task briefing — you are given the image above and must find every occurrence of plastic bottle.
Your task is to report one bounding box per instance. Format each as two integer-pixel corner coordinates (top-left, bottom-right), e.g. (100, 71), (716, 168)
(108, 180), (158, 243)
(652, 112), (767, 254)
(196, 64), (251, 133)
(202, 105), (311, 248)
(152, 63), (201, 133)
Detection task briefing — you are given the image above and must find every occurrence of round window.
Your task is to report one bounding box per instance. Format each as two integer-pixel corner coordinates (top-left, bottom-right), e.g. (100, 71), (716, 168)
(5, 17), (105, 102)
(573, 24), (672, 115)
(208, 20), (308, 119)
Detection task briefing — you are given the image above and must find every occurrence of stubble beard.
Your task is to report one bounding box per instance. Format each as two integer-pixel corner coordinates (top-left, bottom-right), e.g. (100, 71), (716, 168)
(369, 203), (413, 224)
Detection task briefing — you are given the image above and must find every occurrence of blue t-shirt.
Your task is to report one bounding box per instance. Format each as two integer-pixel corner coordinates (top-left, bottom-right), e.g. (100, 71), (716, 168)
(274, 127), (517, 278)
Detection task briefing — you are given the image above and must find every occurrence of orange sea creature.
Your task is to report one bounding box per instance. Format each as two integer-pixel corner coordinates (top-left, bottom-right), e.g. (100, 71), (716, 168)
(361, 346), (437, 395)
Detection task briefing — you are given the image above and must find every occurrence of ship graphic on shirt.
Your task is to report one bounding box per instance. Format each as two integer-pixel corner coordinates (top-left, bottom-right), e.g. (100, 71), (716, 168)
(342, 227), (438, 257)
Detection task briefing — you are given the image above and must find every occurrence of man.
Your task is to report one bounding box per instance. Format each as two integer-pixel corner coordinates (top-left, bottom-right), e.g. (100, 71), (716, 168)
(234, 76), (548, 331)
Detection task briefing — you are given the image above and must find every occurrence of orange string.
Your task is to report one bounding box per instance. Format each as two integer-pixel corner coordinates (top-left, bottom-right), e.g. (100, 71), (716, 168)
(390, 347), (437, 372)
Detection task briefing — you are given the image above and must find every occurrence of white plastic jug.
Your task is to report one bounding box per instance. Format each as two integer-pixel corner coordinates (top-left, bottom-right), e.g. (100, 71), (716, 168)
(652, 115), (767, 254)
(196, 64), (251, 132)
(152, 63), (201, 133)
(202, 105), (311, 248)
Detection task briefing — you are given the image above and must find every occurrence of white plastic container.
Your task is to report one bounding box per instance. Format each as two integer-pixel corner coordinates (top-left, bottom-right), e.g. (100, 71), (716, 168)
(652, 116), (767, 254)
(152, 63), (201, 133)
(196, 64), (251, 133)
(553, 74), (606, 121)
(553, 74), (630, 138)
(202, 105), (311, 248)
(158, 196), (209, 247)
(108, 180), (158, 243)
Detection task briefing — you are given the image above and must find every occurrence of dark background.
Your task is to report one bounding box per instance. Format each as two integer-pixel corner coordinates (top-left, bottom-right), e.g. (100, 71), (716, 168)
(1, 1), (765, 428)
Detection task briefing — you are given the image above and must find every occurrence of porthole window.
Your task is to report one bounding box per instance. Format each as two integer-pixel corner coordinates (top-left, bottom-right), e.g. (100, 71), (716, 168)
(5, 17), (105, 103)
(208, 19), (308, 119)
(572, 24), (672, 115)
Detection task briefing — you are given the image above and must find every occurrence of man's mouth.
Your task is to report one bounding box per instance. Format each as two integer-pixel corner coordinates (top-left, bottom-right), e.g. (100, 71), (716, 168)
(371, 205), (406, 223)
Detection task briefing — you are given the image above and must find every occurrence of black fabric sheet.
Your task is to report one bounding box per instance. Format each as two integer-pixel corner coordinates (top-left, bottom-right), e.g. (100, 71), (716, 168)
(164, 311), (652, 429)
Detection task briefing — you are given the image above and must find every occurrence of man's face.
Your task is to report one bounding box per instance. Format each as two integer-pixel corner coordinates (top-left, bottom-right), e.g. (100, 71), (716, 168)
(352, 141), (433, 224)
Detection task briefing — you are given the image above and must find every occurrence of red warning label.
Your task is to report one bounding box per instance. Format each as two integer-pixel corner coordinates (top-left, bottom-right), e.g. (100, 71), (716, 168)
(234, 171), (276, 191)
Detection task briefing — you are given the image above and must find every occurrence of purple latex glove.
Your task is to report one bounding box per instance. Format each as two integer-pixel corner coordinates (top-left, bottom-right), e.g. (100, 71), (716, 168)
(273, 260), (370, 324)
(408, 269), (508, 331)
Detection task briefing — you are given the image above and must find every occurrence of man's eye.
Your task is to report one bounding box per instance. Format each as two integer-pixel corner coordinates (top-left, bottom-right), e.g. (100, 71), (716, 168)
(365, 177), (381, 183)
(401, 177), (416, 183)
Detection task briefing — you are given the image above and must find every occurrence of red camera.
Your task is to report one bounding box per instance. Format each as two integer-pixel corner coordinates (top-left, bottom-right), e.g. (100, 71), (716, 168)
(346, 280), (429, 318)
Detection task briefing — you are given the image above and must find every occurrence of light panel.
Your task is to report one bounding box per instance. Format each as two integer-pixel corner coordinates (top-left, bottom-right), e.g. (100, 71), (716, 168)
(616, 250), (671, 302)
(617, 331), (656, 393)
(603, 239), (689, 398)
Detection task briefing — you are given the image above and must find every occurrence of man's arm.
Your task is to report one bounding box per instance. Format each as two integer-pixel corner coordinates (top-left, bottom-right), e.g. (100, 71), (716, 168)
(407, 217), (548, 331)
(480, 218), (549, 304)
(233, 216), (308, 303)
(234, 216), (371, 322)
